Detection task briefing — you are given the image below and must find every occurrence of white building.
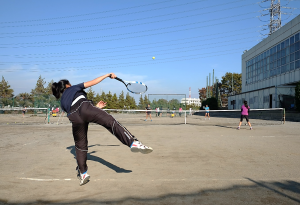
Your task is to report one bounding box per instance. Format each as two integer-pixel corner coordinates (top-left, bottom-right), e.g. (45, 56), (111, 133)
(181, 98), (201, 107)
(229, 14), (300, 110)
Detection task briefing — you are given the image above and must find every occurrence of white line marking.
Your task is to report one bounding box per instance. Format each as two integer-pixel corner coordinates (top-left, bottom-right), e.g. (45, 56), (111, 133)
(19, 177), (72, 181)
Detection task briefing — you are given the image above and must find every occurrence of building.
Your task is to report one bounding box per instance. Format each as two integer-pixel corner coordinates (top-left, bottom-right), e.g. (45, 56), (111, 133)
(181, 98), (201, 107)
(229, 14), (300, 110)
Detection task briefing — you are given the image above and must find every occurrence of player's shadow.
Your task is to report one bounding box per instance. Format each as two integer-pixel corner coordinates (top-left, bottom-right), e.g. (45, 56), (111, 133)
(66, 144), (132, 173)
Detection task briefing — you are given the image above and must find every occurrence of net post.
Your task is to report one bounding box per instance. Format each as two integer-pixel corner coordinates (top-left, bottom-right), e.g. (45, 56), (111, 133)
(283, 108), (285, 124)
(47, 107), (50, 124)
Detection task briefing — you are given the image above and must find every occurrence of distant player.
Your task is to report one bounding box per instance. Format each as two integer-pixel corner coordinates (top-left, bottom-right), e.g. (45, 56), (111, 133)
(22, 106), (26, 118)
(145, 104), (152, 121)
(205, 105), (210, 120)
(237, 100), (252, 130)
(179, 107), (182, 117)
(52, 73), (153, 186)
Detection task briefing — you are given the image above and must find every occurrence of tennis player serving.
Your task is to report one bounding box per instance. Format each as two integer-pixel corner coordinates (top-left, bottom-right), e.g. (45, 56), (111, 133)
(52, 73), (153, 186)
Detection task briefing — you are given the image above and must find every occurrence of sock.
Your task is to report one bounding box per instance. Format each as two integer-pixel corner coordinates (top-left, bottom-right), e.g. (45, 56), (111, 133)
(82, 171), (87, 175)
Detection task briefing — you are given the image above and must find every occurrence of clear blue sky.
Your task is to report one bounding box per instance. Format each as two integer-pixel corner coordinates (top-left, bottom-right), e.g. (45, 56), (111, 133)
(0, 0), (299, 102)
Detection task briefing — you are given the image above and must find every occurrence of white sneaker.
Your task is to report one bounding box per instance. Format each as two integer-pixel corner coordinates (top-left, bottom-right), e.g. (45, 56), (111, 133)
(79, 172), (90, 186)
(130, 141), (153, 154)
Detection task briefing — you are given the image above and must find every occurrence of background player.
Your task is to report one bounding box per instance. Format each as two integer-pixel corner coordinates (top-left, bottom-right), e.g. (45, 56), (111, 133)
(237, 100), (252, 130)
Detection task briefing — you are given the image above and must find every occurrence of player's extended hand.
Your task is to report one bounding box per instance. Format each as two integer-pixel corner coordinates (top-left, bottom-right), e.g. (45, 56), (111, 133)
(96, 101), (107, 109)
(109, 73), (117, 79)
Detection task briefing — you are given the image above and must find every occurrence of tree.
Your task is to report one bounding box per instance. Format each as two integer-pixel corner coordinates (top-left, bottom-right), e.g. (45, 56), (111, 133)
(143, 95), (150, 108)
(106, 91), (113, 109)
(86, 87), (95, 104)
(125, 92), (136, 109)
(46, 80), (54, 95)
(0, 76), (14, 106)
(220, 72), (242, 107)
(31, 75), (47, 95)
(198, 87), (206, 101)
(295, 81), (300, 112)
(138, 95), (144, 109)
(111, 93), (118, 109)
(118, 91), (125, 109)
(201, 97), (218, 110)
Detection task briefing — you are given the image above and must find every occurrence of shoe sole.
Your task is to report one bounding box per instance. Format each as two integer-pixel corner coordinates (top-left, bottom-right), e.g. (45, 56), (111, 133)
(131, 147), (153, 154)
(80, 175), (90, 186)
(140, 148), (153, 154)
(131, 147), (140, 153)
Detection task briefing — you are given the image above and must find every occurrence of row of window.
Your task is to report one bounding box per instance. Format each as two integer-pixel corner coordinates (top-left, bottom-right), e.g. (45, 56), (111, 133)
(246, 32), (300, 84)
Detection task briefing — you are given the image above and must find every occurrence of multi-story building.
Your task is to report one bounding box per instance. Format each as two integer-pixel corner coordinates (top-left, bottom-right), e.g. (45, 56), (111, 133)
(229, 14), (300, 110)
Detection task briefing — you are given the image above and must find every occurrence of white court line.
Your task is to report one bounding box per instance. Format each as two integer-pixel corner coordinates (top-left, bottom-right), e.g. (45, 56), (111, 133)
(19, 178), (300, 182)
(19, 177), (72, 181)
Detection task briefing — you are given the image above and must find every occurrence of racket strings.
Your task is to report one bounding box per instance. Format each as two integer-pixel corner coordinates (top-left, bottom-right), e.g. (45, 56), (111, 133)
(127, 83), (147, 94)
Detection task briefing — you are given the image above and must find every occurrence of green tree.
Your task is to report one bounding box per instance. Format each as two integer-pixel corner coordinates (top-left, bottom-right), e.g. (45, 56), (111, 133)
(0, 76), (14, 106)
(46, 80), (54, 95)
(0, 76), (14, 98)
(31, 75), (47, 95)
(106, 91), (113, 109)
(125, 92), (136, 109)
(99, 91), (107, 102)
(111, 93), (118, 109)
(143, 95), (150, 108)
(86, 87), (95, 103)
(118, 90), (125, 109)
(201, 97), (218, 110)
(220, 72), (242, 107)
(295, 81), (300, 112)
(138, 95), (144, 109)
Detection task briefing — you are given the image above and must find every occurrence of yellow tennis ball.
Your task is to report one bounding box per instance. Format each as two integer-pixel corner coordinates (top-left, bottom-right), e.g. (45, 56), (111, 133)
(152, 56), (155, 60)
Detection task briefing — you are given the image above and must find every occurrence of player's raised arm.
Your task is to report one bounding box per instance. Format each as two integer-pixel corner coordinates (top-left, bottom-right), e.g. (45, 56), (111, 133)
(84, 73), (116, 88)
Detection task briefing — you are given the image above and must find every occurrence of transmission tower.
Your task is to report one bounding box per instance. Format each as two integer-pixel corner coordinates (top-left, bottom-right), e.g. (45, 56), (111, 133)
(259, 0), (294, 36)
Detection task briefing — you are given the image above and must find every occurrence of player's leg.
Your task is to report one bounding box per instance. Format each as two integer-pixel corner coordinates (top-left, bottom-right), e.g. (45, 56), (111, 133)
(82, 102), (153, 153)
(68, 112), (90, 186)
(237, 115), (243, 129)
(245, 116), (252, 129)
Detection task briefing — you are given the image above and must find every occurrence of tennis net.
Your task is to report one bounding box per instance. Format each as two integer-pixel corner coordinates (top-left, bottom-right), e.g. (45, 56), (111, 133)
(0, 107), (49, 125)
(0, 108), (285, 126)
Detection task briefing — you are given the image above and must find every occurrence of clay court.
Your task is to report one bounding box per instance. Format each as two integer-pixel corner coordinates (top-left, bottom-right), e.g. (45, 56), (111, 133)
(0, 113), (299, 205)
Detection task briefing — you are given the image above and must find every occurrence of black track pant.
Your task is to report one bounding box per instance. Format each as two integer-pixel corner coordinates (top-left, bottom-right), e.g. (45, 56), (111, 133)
(68, 100), (136, 174)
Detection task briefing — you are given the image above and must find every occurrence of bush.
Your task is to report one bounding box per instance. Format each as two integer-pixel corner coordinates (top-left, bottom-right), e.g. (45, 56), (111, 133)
(201, 97), (218, 110)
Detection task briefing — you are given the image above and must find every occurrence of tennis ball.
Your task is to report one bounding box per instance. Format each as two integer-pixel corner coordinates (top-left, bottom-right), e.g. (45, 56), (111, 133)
(152, 56), (155, 60)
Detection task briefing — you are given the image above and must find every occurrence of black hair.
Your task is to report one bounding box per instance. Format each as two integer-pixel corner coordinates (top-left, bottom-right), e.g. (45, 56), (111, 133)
(52, 79), (70, 99)
(244, 100), (249, 108)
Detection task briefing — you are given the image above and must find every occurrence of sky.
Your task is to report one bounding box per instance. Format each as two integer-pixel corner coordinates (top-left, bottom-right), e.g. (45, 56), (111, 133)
(0, 0), (299, 102)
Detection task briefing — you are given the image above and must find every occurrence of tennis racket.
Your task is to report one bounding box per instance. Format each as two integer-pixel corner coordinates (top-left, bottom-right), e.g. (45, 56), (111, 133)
(114, 76), (148, 94)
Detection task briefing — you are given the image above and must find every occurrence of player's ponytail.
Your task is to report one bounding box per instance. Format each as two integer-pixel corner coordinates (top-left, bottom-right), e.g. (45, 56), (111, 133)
(244, 101), (249, 109)
(52, 79), (70, 99)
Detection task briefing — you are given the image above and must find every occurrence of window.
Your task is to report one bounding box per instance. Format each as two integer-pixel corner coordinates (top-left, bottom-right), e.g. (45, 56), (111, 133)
(296, 42), (300, 51)
(290, 36), (295, 44)
(290, 62), (295, 70)
(296, 60), (300, 69)
(295, 51), (300, 60)
(295, 33), (299, 42)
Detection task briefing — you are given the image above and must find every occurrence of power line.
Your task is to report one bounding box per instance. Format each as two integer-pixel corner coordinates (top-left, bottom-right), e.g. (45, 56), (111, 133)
(0, 15), (257, 48)
(0, 49), (245, 73)
(0, 37), (259, 64)
(0, 1), (256, 37)
(0, 0), (210, 27)
(0, 27), (260, 57)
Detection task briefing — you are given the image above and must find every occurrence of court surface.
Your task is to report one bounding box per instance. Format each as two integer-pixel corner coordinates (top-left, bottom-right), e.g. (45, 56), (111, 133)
(0, 114), (299, 205)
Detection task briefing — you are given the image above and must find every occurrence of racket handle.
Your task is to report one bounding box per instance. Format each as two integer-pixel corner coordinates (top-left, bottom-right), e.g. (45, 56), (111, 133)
(114, 77), (123, 82)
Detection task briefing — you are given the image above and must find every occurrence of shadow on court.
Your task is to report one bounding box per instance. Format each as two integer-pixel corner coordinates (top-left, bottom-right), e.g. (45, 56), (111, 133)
(66, 145), (132, 173)
(1, 178), (299, 205)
